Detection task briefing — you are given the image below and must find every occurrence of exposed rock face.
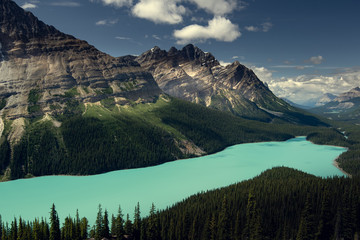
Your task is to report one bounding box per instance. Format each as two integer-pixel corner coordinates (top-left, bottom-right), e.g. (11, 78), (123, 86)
(0, 0), (161, 120)
(334, 87), (360, 103)
(136, 45), (292, 120)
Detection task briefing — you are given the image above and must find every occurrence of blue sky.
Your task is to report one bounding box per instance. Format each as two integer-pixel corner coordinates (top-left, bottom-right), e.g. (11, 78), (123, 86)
(14, 0), (360, 104)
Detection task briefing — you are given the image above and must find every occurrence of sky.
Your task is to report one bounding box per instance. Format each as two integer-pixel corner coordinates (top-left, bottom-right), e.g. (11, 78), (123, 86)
(13, 0), (360, 105)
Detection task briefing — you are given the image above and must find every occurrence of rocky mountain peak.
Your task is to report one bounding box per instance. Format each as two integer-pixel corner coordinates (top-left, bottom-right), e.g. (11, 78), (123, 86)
(0, 0), (161, 123)
(136, 45), (293, 121)
(0, 0), (65, 46)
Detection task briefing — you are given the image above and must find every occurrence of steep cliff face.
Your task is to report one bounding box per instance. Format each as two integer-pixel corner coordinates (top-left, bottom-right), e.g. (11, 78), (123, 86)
(0, 0), (161, 121)
(136, 45), (293, 121)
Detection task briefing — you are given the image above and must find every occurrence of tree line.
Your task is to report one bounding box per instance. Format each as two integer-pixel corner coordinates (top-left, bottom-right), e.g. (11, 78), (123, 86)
(1, 167), (359, 240)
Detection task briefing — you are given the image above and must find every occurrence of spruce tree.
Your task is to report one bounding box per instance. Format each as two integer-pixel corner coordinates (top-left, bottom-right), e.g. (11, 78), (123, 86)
(243, 191), (262, 240)
(102, 209), (110, 239)
(133, 203), (141, 240)
(80, 217), (89, 240)
(147, 203), (159, 240)
(49, 204), (60, 240)
(296, 195), (315, 240)
(218, 196), (230, 240)
(115, 205), (125, 240)
(95, 204), (103, 240)
(124, 214), (133, 237)
(315, 187), (333, 240)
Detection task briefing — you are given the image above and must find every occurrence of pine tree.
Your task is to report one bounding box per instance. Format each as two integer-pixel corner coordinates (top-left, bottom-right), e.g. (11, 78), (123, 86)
(296, 194), (315, 240)
(124, 214), (133, 237)
(49, 204), (60, 240)
(146, 203), (159, 240)
(243, 191), (262, 240)
(111, 215), (116, 237)
(115, 206), (125, 240)
(17, 217), (24, 240)
(95, 204), (103, 240)
(2, 223), (8, 240)
(315, 187), (333, 240)
(74, 210), (81, 240)
(80, 217), (89, 240)
(209, 213), (217, 240)
(133, 202), (141, 240)
(102, 209), (110, 239)
(10, 218), (17, 240)
(218, 196), (230, 240)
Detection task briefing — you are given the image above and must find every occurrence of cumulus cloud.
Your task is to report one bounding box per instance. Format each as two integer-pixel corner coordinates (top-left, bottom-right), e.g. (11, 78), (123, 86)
(132, 0), (186, 24)
(245, 22), (273, 32)
(189, 0), (237, 16)
(306, 55), (324, 65)
(100, 0), (133, 7)
(254, 67), (360, 104)
(173, 16), (241, 44)
(21, 3), (37, 9)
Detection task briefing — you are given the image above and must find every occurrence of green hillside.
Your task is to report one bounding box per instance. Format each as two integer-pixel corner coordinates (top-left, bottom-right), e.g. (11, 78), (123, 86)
(0, 95), (346, 181)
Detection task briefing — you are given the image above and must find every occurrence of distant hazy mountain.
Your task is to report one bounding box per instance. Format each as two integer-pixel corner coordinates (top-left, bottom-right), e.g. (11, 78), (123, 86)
(310, 87), (360, 123)
(282, 98), (311, 109)
(302, 93), (337, 108)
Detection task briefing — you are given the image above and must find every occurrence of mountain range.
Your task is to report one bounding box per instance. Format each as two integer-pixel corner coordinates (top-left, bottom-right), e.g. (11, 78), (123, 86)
(0, 0), (326, 180)
(310, 87), (360, 123)
(136, 45), (314, 123)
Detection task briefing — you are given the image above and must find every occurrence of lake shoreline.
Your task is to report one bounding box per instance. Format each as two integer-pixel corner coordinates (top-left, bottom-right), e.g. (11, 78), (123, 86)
(333, 158), (352, 178)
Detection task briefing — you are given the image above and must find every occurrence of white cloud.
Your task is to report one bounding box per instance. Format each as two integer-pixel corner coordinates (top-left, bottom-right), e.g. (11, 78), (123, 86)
(50, 2), (81, 7)
(152, 34), (161, 40)
(96, 20), (107, 25)
(251, 66), (274, 83)
(132, 0), (186, 24)
(272, 65), (314, 69)
(116, 36), (132, 40)
(219, 60), (231, 66)
(245, 26), (259, 32)
(262, 22), (273, 32)
(173, 16), (241, 44)
(21, 3), (37, 9)
(95, 19), (118, 26)
(100, 0), (132, 7)
(245, 22), (273, 32)
(189, 0), (237, 16)
(306, 55), (324, 65)
(252, 66), (360, 104)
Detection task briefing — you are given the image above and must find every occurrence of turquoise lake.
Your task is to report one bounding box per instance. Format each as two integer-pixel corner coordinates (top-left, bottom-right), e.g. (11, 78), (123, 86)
(0, 137), (347, 224)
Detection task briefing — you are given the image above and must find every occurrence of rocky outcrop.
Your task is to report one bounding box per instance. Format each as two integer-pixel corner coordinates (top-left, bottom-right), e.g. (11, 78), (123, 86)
(0, 0), (161, 121)
(136, 44), (293, 120)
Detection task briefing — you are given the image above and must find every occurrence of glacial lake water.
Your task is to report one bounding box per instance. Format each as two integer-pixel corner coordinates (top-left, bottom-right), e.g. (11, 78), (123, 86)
(0, 137), (347, 224)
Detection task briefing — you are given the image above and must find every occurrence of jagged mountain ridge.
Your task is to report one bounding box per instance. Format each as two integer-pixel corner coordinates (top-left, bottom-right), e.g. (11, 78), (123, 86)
(310, 87), (360, 123)
(0, 0), (161, 122)
(136, 45), (300, 122)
